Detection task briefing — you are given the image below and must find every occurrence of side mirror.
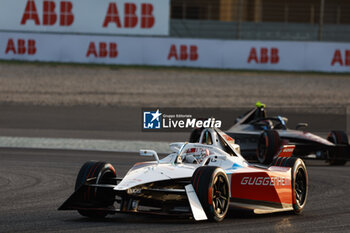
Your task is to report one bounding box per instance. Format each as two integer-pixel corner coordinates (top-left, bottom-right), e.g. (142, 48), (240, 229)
(140, 149), (159, 163)
(296, 123), (308, 130)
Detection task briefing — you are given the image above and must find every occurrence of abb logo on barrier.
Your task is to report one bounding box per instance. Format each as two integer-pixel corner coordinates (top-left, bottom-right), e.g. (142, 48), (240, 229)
(331, 49), (350, 66)
(86, 42), (118, 58)
(21, 0), (74, 26)
(168, 44), (198, 61)
(20, 0), (155, 29)
(248, 47), (279, 64)
(5, 38), (36, 55)
(103, 3), (155, 29)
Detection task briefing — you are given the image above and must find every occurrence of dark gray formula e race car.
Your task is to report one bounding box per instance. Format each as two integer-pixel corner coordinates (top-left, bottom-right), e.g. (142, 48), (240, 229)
(190, 103), (350, 165)
(225, 103), (350, 165)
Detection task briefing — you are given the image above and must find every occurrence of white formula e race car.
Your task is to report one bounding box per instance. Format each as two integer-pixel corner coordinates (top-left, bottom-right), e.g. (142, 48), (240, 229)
(59, 128), (308, 222)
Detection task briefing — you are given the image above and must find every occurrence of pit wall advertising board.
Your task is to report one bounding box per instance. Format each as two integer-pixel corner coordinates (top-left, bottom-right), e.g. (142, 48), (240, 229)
(0, 0), (170, 36)
(0, 32), (349, 72)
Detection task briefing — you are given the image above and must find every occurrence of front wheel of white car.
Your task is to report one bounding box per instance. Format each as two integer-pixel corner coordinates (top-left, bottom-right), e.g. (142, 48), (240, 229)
(74, 161), (117, 218)
(191, 166), (230, 222)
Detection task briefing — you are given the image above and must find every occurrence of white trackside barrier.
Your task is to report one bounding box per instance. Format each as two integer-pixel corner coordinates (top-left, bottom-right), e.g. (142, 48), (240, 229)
(0, 32), (349, 72)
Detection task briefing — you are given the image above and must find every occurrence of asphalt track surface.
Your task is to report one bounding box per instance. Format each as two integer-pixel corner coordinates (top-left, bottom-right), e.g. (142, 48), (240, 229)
(0, 148), (350, 233)
(0, 104), (347, 141)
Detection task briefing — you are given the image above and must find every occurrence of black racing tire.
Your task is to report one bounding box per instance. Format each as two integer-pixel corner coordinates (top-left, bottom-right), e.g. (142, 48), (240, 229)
(291, 158), (308, 214)
(191, 166), (230, 222)
(257, 130), (281, 164)
(75, 161), (117, 218)
(327, 131), (348, 166)
(189, 127), (204, 143)
(271, 157), (308, 214)
(271, 156), (298, 167)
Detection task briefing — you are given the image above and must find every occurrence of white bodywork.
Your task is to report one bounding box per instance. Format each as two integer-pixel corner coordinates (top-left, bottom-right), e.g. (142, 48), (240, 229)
(113, 129), (249, 221)
(115, 143), (248, 191)
(185, 184), (208, 220)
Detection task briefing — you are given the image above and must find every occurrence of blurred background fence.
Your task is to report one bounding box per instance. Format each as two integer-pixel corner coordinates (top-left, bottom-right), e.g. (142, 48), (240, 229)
(169, 0), (350, 42)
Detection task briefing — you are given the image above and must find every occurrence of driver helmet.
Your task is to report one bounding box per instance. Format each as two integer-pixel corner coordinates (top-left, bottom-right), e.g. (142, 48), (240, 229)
(183, 147), (210, 164)
(255, 101), (267, 119)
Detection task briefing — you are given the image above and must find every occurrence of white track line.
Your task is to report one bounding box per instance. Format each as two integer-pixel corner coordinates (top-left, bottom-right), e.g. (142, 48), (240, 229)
(0, 136), (171, 154)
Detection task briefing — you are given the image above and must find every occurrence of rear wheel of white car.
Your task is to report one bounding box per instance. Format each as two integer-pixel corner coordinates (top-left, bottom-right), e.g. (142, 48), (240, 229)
(75, 161), (117, 218)
(272, 157), (308, 214)
(191, 166), (229, 222)
(293, 160), (308, 214)
(257, 130), (280, 164)
(327, 131), (348, 166)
